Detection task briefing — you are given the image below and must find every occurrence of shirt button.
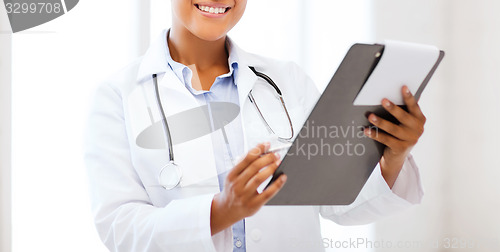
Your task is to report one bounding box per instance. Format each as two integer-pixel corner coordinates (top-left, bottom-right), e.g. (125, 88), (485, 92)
(235, 239), (243, 248)
(251, 229), (262, 241)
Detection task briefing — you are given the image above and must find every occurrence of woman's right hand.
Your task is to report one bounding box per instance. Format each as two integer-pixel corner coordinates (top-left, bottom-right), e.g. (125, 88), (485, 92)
(210, 143), (287, 235)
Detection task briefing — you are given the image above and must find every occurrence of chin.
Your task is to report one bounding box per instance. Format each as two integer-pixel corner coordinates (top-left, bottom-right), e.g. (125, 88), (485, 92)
(192, 27), (231, 42)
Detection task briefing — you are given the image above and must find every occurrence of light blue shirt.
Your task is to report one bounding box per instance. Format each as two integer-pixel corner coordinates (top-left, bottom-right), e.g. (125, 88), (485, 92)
(164, 35), (247, 252)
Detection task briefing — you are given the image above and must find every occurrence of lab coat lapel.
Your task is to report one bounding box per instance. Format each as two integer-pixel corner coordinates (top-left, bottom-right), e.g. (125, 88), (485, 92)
(233, 50), (259, 153)
(235, 65), (258, 112)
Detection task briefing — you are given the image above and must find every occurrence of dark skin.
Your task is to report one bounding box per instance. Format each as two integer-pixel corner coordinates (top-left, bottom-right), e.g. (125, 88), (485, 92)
(168, 0), (427, 236)
(210, 144), (285, 235)
(167, 28), (229, 91)
(364, 86), (426, 188)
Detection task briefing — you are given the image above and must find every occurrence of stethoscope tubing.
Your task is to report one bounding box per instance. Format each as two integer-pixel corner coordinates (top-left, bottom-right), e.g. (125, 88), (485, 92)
(153, 74), (175, 162)
(152, 66), (293, 189)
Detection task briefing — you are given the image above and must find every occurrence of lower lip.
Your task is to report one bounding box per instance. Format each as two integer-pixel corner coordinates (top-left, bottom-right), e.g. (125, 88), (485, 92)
(195, 6), (229, 18)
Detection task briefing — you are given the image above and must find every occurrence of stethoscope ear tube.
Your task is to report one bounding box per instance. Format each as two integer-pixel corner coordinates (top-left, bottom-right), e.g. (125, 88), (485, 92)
(247, 67), (294, 142)
(249, 66), (282, 96)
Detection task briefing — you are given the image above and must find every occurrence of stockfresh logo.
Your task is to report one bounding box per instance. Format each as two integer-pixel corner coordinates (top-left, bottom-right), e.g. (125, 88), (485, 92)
(3, 0), (79, 33)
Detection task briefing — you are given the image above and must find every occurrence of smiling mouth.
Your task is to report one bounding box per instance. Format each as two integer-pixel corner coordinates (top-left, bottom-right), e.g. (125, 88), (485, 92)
(195, 4), (231, 14)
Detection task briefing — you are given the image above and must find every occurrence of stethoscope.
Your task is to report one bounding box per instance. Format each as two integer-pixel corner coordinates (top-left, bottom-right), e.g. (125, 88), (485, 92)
(153, 66), (294, 189)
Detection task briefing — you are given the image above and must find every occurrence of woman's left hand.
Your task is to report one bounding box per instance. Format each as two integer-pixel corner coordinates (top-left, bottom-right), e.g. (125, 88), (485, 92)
(363, 85), (427, 188)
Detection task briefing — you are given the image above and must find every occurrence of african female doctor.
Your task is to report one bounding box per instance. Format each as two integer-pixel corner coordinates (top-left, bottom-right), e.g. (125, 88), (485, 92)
(84, 0), (425, 251)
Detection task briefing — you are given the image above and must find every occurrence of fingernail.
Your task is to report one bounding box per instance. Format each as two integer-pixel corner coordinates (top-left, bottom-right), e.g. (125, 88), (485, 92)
(364, 128), (372, 136)
(280, 175), (287, 183)
(383, 100), (391, 108)
(275, 160), (281, 166)
(370, 114), (378, 122)
(404, 86), (411, 96)
(274, 152), (280, 160)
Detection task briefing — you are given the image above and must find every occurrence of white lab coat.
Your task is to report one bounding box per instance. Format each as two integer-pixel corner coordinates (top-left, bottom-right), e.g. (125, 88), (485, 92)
(84, 32), (424, 252)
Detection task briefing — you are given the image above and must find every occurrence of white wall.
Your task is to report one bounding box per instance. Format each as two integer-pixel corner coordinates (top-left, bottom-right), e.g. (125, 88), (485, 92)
(229, 0), (375, 92)
(373, 1), (500, 251)
(10, 1), (147, 251)
(0, 4), (12, 252)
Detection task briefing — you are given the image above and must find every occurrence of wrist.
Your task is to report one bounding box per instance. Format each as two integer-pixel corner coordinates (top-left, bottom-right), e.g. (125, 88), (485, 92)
(380, 155), (406, 188)
(210, 193), (237, 235)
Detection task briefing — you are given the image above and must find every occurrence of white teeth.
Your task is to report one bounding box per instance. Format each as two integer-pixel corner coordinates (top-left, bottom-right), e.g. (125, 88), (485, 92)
(197, 5), (227, 14)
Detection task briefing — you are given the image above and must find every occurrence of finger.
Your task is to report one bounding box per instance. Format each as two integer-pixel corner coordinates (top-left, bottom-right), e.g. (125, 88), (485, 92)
(228, 143), (269, 180)
(381, 98), (419, 127)
(237, 152), (279, 185)
(245, 158), (281, 192)
(367, 113), (407, 141)
(402, 86), (426, 123)
(253, 174), (287, 206)
(364, 127), (401, 148)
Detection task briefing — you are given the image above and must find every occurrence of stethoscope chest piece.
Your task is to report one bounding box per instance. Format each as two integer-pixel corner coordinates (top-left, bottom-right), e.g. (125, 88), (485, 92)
(158, 161), (182, 190)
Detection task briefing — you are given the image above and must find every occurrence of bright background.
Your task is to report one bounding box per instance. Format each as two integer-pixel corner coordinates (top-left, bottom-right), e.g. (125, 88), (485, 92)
(1, 0), (499, 252)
